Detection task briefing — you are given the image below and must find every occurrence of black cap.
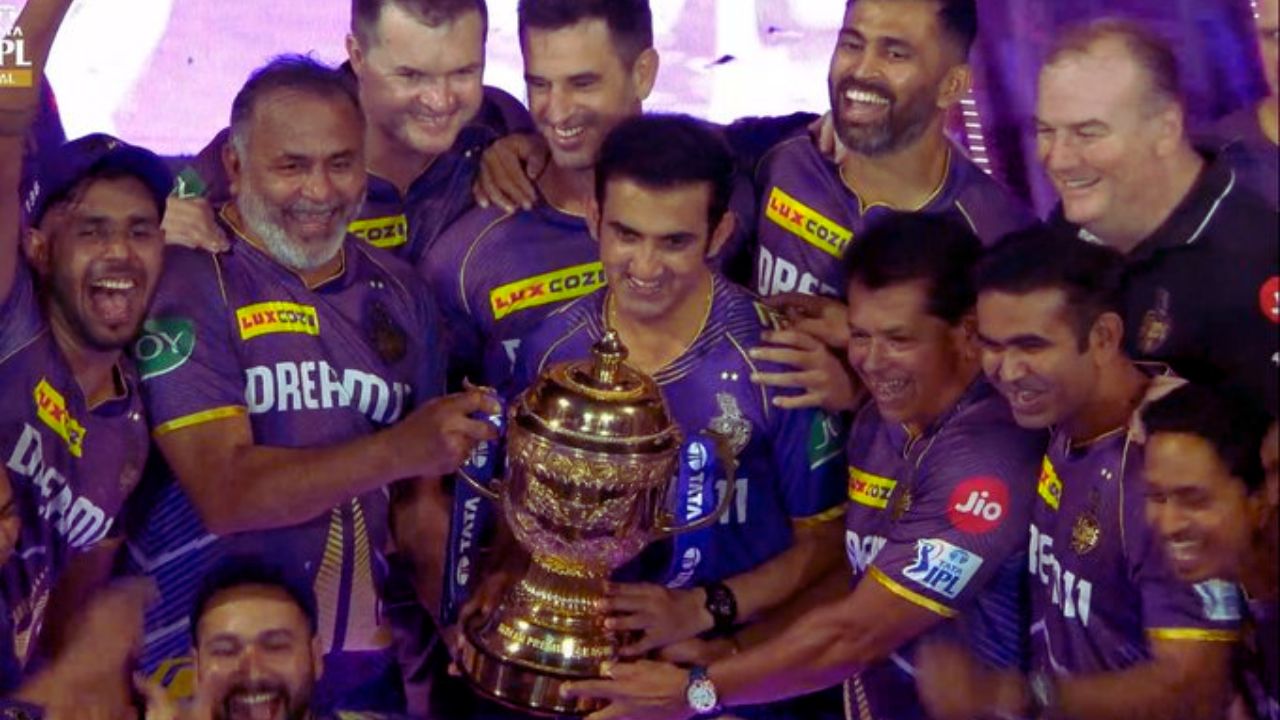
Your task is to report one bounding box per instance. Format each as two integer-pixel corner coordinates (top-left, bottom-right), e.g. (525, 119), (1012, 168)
(21, 133), (172, 227)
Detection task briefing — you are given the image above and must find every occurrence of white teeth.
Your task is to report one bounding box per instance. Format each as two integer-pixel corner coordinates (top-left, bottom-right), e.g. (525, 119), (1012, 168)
(554, 125), (585, 139)
(628, 277), (660, 291)
(1063, 177), (1097, 189)
(845, 89), (890, 105)
(234, 691), (276, 705)
(1169, 541), (1199, 560)
(92, 278), (135, 291)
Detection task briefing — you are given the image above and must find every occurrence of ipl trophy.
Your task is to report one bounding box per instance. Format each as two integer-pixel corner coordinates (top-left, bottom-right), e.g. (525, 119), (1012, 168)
(457, 331), (736, 715)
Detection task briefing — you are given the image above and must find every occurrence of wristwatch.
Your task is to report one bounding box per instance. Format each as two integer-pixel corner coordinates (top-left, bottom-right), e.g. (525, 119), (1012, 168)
(1027, 670), (1058, 718)
(685, 665), (724, 716)
(702, 581), (738, 635)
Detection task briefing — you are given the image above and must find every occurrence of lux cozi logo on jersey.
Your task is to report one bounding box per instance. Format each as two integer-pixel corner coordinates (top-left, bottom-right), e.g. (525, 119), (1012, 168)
(349, 214), (408, 249)
(33, 379), (86, 458)
(489, 262), (605, 320)
(1029, 522), (1094, 627)
(1038, 457), (1063, 511)
(848, 466), (896, 509)
(236, 302), (321, 341)
(765, 187), (853, 259)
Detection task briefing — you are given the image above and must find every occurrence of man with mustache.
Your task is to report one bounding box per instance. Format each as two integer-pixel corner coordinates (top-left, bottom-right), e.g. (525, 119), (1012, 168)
(0, 0), (170, 712)
(1035, 18), (1278, 418)
(563, 214), (1042, 720)
(1143, 387), (1278, 720)
(120, 56), (499, 712)
(164, 0), (531, 263)
(915, 231), (1238, 720)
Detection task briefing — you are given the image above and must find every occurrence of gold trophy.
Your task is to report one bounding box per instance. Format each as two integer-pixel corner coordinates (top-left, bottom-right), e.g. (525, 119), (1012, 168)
(457, 331), (737, 715)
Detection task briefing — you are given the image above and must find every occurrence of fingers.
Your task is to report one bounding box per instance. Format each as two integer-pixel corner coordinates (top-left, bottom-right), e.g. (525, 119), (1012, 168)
(476, 135), (540, 212)
(749, 346), (816, 370)
(770, 392), (824, 410)
(762, 292), (823, 315)
(160, 198), (230, 253)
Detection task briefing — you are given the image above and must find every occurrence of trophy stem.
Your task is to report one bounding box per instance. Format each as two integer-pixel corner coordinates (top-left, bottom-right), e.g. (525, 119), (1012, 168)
(460, 558), (616, 715)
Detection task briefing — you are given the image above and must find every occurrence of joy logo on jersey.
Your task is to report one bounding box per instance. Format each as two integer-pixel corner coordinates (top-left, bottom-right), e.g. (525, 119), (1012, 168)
(1194, 580), (1241, 622)
(134, 316), (195, 381)
(902, 538), (983, 600)
(348, 214), (408, 249)
(947, 477), (1010, 534)
(236, 302), (320, 340)
(33, 379), (86, 458)
(489, 262), (606, 320)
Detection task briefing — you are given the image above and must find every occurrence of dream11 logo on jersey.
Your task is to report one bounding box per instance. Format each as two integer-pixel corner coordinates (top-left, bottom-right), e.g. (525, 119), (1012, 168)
(0, 4), (33, 89)
(947, 476), (1010, 534)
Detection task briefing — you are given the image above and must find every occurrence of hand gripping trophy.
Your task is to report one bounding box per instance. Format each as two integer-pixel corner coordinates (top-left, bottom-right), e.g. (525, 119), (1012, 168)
(457, 331), (737, 715)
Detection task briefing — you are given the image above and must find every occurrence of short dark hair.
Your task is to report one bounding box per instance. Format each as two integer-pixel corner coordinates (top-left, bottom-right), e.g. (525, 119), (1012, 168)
(229, 55), (363, 151)
(974, 229), (1126, 351)
(1046, 17), (1183, 111)
(847, 0), (979, 59)
(1143, 384), (1270, 493)
(594, 114), (734, 232)
(190, 556), (319, 645)
(351, 0), (488, 45)
(843, 213), (983, 325)
(518, 0), (654, 67)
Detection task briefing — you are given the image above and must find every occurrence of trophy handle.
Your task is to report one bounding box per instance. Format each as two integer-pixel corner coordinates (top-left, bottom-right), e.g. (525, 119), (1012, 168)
(654, 431), (739, 538)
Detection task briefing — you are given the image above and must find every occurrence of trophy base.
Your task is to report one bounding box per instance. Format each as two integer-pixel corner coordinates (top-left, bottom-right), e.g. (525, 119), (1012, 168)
(458, 564), (615, 716)
(459, 614), (604, 717)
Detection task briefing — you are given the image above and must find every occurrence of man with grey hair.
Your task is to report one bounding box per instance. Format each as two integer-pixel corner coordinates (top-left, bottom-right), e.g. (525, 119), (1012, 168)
(1035, 17), (1278, 420)
(120, 55), (500, 711)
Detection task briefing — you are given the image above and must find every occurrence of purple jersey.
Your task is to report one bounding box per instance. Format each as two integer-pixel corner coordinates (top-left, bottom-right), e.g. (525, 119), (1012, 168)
(1202, 107), (1278, 209)
(179, 86), (532, 264)
(420, 202), (601, 392)
(0, 263), (147, 684)
(1240, 595), (1279, 720)
(842, 377), (1043, 720)
(517, 278), (847, 584)
(515, 279), (846, 720)
(123, 207), (444, 707)
(751, 135), (1035, 298)
(1029, 372), (1240, 676)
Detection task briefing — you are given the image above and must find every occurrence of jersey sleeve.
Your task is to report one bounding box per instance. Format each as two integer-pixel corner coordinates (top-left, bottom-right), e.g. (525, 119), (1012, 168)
(0, 260), (45, 360)
(771, 407), (846, 524)
(869, 425), (1040, 617)
(1122, 460), (1241, 643)
(419, 217), (487, 391)
(134, 246), (247, 436)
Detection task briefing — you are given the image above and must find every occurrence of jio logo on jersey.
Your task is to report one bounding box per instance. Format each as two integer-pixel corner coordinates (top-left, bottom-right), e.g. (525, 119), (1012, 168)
(947, 477), (1010, 534)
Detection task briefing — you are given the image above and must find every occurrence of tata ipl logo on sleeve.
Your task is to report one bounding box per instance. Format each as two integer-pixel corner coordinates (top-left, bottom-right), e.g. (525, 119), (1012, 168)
(902, 538), (983, 600)
(0, 5), (33, 88)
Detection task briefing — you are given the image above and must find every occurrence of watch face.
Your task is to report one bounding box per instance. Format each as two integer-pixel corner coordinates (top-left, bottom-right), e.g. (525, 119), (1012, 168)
(688, 678), (719, 713)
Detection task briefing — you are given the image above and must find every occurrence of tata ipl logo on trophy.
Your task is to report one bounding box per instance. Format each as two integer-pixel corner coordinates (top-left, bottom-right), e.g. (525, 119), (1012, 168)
(1, 4), (33, 88)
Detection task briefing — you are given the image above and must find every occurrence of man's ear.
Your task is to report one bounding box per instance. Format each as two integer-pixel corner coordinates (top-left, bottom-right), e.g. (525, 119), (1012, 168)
(586, 194), (602, 243)
(631, 48), (660, 102)
(346, 33), (365, 76)
(937, 63), (973, 110)
(222, 139), (244, 198)
(25, 225), (51, 277)
(1089, 311), (1125, 357)
(1152, 103), (1186, 159)
(706, 211), (736, 260)
(953, 312), (981, 360)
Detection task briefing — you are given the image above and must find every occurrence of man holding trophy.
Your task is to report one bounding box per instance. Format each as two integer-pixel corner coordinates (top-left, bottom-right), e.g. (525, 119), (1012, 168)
(450, 114), (848, 720)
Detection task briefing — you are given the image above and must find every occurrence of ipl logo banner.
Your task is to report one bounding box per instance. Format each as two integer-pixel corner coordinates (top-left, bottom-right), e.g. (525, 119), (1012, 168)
(1, 3), (33, 88)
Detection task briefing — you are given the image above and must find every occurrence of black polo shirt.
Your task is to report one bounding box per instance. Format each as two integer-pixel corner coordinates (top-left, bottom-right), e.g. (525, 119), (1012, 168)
(1053, 151), (1279, 417)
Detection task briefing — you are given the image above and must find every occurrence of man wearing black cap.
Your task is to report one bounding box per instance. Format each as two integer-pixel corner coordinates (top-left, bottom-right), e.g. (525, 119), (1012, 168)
(0, 0), (171, 706)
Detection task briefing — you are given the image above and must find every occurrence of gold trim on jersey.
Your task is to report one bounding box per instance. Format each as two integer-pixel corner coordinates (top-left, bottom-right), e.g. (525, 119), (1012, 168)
(793, 503), (848, 528)
(153, 406), (247, 436)
(1148, 628), (1239, 643)
(869, 566), (958, 618)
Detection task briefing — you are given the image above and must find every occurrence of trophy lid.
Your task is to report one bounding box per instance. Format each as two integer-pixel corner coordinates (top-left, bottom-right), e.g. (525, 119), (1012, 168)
(515, 330), (679, 454)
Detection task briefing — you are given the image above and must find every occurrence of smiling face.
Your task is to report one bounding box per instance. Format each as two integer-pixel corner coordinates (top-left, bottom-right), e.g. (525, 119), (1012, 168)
(1144, 432), (1257, 582)
(1035, 38), (1182, 245)
(226, 89), (367, 272)
(348, 3), (486, 160)
(195, 585), (322, 720)
(975, 288), (1105, 431)
(827, 0), (967, 156)
(522, 19), (656, 172)
(32, 175), (165, 353)
(846, 279), (976, 428)
(595, 178), (730, 325)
